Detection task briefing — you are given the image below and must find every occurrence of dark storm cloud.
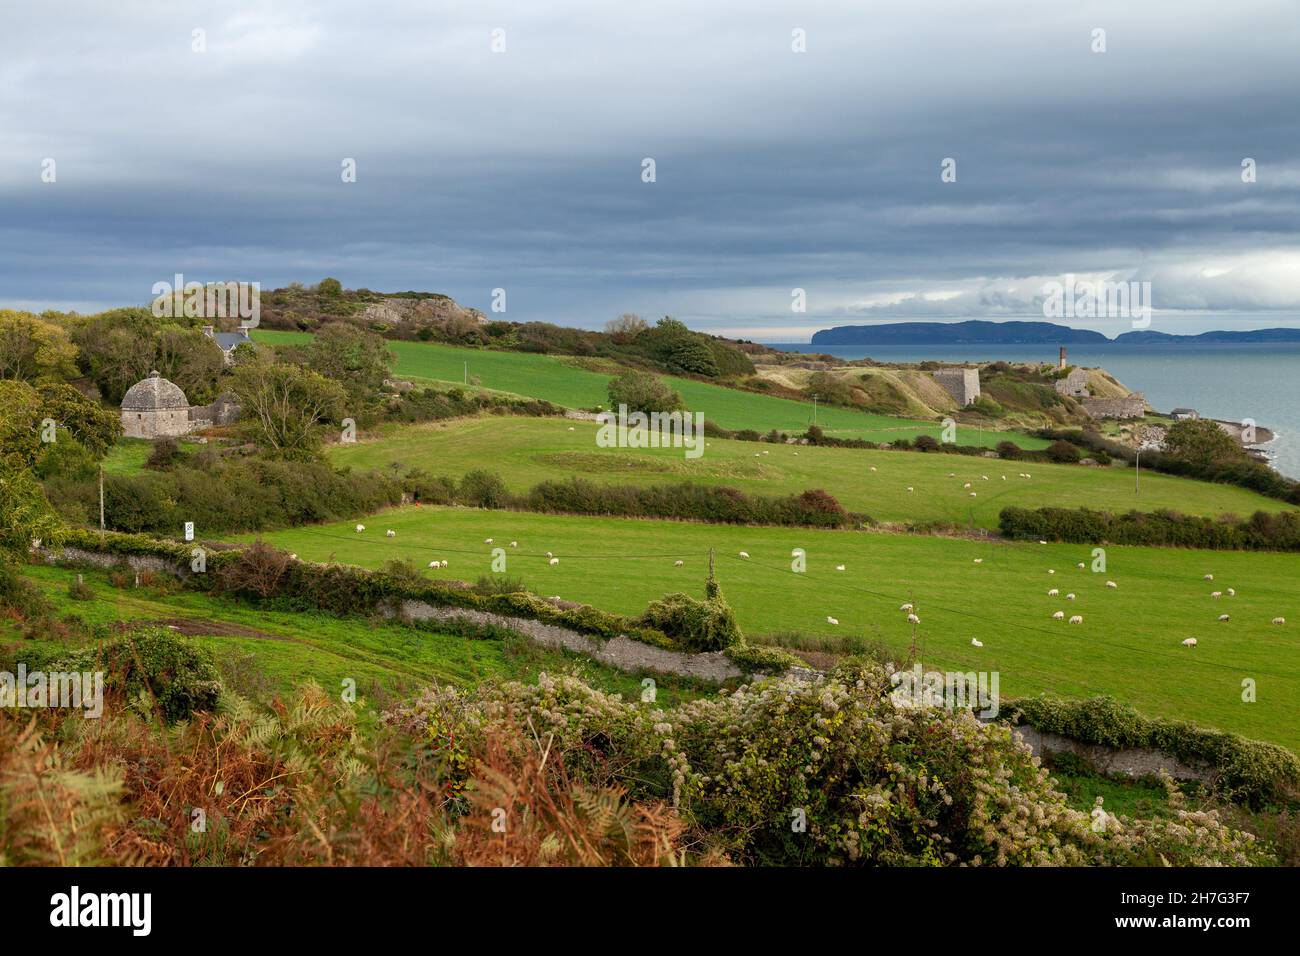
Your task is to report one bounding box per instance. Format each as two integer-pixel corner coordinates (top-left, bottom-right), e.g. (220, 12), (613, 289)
(1, 0), (1298, 337)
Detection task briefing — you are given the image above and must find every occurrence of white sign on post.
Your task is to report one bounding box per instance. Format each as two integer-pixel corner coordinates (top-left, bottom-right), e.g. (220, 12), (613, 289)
(184, 521), (194, 542)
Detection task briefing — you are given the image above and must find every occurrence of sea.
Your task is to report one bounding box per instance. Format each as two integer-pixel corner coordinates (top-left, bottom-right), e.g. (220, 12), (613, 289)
(766, 343), (1300, 480)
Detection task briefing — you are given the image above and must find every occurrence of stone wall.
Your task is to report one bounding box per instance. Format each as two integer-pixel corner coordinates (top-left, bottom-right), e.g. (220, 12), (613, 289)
(1081, 394), (1146, 419)
(1009, 723), (1213, 782)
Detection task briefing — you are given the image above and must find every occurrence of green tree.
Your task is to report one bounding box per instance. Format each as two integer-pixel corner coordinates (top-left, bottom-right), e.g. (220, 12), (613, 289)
(307, 322), (395, 397)
(155, 328), (225, 404)
(1164, 419), (1244, 467)
(230, 361), (346, 459)
(606, 369), (683, 414)
(0, 311), (78, 382)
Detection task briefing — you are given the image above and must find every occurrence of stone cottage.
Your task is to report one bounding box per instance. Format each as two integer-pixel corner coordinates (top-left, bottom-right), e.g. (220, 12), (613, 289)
(120, 371), (193, 438)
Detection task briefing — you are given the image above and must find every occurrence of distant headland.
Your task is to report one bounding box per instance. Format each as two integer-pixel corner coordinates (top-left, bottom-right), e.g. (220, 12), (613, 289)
(809, 320), (1300, 346)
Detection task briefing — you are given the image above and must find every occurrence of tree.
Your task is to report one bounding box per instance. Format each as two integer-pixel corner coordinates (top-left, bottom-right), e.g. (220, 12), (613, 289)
(155, 328), (225, 405)
(306, 322), (394, 397)
(1163, 419), (1244, 467)
(0, 311), (78, 383)
(230, 361), (346, 459)
(606, 369), (683, 414)
(1047, 440), (1082, 463)
(604, 313), (647, 340)
(70, 311), (158, 404)
(0, 458), (62, 556)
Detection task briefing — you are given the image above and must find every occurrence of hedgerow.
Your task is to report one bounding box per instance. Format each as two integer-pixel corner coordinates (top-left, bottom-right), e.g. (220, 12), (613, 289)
(999, 505), (1300, 551)
(1001, 695), (1300, 807)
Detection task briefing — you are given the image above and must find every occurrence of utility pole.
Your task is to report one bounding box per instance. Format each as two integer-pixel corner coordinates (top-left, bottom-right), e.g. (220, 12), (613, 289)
(1135, 447), (1143, 495)
(98, 465), (105, 533)
(811, 394), (819, 424)
(463, 361), (467, 385)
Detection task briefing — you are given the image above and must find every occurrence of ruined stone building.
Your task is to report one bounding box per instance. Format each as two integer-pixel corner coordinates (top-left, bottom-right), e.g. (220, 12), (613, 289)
(931, 367), (981, 406)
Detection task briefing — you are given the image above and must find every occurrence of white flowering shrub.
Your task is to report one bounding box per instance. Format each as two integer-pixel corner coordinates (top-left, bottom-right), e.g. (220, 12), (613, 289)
(385, 663), (1268, 866)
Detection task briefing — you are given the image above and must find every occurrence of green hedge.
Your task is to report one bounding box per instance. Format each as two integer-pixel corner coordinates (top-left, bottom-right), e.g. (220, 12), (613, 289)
(999, 505), (1300, 551)
(1002, 695), (1300, 807)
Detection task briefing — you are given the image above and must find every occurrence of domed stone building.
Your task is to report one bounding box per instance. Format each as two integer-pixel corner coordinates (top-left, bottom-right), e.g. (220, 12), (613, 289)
(120, 371), (193, 439)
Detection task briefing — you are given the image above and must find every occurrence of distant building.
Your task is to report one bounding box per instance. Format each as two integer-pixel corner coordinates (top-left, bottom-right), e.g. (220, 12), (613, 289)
(1054, 367), (1090, 398)
(1081, 394), (1147, 420)
(203, 326), (253, 365)
(120, 371), (192, 438)
(121, 372), (240, 438)
(932, 367), (981, 406)
(1058, 346), (1068, 369)
(1171, 408), (1199, 420)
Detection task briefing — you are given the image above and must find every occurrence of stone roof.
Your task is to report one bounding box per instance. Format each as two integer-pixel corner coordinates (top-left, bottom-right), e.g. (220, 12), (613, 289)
(121, 371), (189, 411)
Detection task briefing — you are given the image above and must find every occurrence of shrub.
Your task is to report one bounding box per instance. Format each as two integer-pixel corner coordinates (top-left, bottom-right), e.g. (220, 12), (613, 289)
(458, 469), (509, 508)
(51, 627), (222, 722)
(146, 436), (181, 470)
(638, 568), (742, 651)
(1046, 439), (1082, 463)
(606, 369), (683, 414)
(996, 440), (1021, 460)
(913, 435), (940, 452)
(999, 505), (1300, 551)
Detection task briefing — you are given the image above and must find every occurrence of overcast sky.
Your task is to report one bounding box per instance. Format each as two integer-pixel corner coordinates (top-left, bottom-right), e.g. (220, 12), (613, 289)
(2, 1), (1299, 339)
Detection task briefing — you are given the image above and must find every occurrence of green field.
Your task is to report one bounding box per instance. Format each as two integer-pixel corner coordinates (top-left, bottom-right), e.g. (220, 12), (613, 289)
(330, 416), (1291, 530)
(10, 563), (705, 709)
(236, 505), (1300, 750)
(252, 329), (1045, 448)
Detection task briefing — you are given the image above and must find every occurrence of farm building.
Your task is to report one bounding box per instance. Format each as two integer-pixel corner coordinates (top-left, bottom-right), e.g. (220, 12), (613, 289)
(203, 326), (254, 365)
(120, 371), (192, 438)
(931, 367), (981, 406)
(1171, 408), (1199, 420)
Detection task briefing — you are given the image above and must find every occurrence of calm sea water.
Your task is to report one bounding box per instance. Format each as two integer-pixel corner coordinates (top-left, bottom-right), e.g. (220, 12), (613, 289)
(767, 343), (1300, 479)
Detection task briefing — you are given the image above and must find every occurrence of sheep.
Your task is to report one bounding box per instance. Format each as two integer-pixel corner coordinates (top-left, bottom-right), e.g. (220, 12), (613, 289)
(836, 564), (846, 571)
(971, 638), (983, 647)
(1219, 614), (1230, 622)
(1227, 588), (1236, 597)
(973, 558), (983, 564)
(484, 538), (493, 544)
(826, 616), (839, 625)
(981, 475), (989, 481)
(568, 426), (575, 431)
(548, 557), (560, 566)
(869, 465), (876, 472)
(510, 541), (518, 548)
(763, 450), (770, 456)
(969, 492), (977, 497)
(963, 482), (972, 489)
(1273, 617), (1287, 625)
(948, 472), (956, 478)
(674, 560), (684, 567)
(1182, 637), (1198, 647)
(386, 530), (395, 538)
(1047, 569), (1055, 575)
(546, 551), (553, 558)
(1001, 475), (1007, 480)
(907, 613), (921, 625)
(1069, 615), (1083, 624)
(1052, 611), (1065, 620)
(1106, 581), (1118, 589)
(428, 560), (439, 568)
(1211, 591), (1222, 599)
(1039, 540), (1048, 545)
(1204, 574), (1214, 581)
(907, 486), (914, 492)
(899, 603), (914, 612)
(738, 551), (750, 558)
(1048, 588), (1059, 596)
(1066, 593), (1076, 601)
(1077, 562), (1085, 569)
(355, 524), (365, 533)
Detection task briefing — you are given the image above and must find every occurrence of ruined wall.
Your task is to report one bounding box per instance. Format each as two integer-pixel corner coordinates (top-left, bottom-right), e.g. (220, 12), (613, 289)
(931, 368), (981, 406)
(1081, 394), (1146, 419)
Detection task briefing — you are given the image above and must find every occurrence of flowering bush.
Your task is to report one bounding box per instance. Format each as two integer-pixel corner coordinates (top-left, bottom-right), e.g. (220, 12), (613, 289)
(387, 663), (1270, 866)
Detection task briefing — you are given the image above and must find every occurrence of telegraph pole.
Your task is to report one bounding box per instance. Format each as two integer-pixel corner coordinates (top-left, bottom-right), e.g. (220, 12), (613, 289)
(99, 465), (105, 532)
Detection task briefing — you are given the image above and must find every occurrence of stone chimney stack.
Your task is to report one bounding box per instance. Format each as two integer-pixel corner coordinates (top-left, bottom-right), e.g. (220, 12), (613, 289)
(1059, 346), (1067, 369)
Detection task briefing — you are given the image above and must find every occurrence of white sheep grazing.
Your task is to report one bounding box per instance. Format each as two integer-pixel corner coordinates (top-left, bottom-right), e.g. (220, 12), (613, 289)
(963, 482), (972, 489)
(973, 558), (983, 564)
(1227, 588), (1236, 597)
(826, 616), (839, 625)
(1048, 588), (1059, 596)
(674, 560), (684, 567)
(948, 472), (956, 478)
(1211, 591), (1222, 599)
(386, 529), (395, 538)
(971, 638), (983, 647)
(1219, 614), (1230, 622)
(1047, 569), (1055, 575)
(900, 603), (914, 612)
(1204, 574), (1214, 581)
(981, 475), (989, 481)
(1001, 475), (1007, 480)
(484, 538), (493, 544)
(1052, 611), (1065, 620)
(869, 465), (876, 472)
(1077, 562), (1085, 569)
(546, 551), (553, 558)
(1066, 593), (1076, 601)
(510, 541), (518, 548)
(568, 426), (575, 431)
(907, 486), (914, 492)
(1106, 581), (1118, 589)
(836, 564), (846, 571)
(1182, 637), (1198, 647)
(1069, 615), (1083, 624)
(548, 557), (559, 566)
(738, 551), (750, 558)
(428, 560), (439, 568)
(969, 492), (977, 497)
(355, 524), (365, 533)
(1273, 617), (1287, 625)
(907, 613), (921, 625)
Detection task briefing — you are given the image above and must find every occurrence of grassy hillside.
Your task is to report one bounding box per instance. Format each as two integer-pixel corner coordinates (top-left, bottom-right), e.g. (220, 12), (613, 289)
(252, 330), (1045, 448)
(10, 563), (704, 708)
(329, 416), (1290, 529)
(237, 505), (1300, 750)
